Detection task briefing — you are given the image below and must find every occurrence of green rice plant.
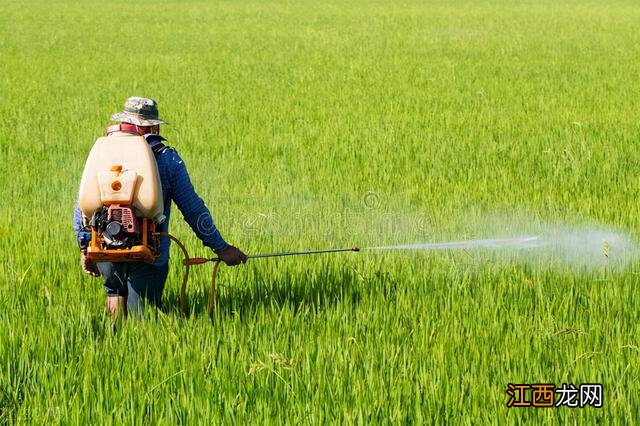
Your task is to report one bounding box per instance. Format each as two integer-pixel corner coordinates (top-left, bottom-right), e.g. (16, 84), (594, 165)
(1, 0), (639, 423)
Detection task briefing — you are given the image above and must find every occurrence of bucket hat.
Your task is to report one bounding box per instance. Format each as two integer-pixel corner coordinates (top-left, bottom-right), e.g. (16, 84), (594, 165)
(111, 97), (166, 126)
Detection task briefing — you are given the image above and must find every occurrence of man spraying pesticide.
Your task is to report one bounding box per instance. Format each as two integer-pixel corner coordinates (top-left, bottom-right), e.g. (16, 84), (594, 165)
(79, 102), (612, 320)
(77, 104), (596, 319)
(73, 97), (248, 318)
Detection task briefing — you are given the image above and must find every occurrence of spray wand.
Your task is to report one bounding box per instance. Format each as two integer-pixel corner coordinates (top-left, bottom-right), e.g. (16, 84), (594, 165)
(183, 246), (360, 265)
(162, 232), (360, 317)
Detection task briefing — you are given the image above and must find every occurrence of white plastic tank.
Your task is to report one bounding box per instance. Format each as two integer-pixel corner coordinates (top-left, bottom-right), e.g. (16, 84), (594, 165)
(78, 132), (165, 223)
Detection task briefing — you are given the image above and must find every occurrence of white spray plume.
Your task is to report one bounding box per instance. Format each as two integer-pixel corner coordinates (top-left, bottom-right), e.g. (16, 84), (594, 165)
(366, 219), (638, 271)
(369, 236), (544, 251)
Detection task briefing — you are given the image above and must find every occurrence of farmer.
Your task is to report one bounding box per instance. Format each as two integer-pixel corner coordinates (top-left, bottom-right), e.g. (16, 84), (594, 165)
(73, 96), (247, 317)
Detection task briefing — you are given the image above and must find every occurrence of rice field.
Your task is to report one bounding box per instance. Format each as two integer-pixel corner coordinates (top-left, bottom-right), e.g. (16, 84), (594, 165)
(1, 0), (640, 423)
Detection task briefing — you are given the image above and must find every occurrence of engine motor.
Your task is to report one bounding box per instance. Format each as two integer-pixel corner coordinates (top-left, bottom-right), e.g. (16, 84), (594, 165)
(90, 205), (143, 249)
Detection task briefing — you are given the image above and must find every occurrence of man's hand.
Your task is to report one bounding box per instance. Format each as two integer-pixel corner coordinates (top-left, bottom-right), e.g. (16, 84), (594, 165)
(81, 252), (101, 277)
(216, 245), (248, 266)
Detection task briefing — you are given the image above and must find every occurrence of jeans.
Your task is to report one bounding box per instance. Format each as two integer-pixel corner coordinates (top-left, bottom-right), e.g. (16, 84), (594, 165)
(97, 262), (169, 312)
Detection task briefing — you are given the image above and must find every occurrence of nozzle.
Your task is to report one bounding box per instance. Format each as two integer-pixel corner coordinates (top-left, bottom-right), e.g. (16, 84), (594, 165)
(352, 246), (360, 252)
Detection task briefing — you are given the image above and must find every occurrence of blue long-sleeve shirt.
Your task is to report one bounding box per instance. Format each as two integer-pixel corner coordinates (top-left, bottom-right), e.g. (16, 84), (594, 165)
(73, 134), (228, 265)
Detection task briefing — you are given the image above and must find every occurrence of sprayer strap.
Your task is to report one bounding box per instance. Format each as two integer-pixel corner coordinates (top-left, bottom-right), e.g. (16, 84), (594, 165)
(105, 123), (142, 136)
(151, 142), (166, 153)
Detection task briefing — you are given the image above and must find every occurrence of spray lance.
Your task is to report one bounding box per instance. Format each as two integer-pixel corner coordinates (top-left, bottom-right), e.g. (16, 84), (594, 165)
(185, 246), (361, 264)
(161, 232), (360, 316)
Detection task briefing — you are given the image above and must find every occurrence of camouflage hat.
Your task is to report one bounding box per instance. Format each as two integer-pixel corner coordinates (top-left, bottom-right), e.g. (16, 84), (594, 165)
(111, 97), (167, 126)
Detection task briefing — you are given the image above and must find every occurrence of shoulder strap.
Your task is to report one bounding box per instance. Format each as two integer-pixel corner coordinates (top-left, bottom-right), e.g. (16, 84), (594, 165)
(105, 123), (141, 136)
(151, 143), (166, 153)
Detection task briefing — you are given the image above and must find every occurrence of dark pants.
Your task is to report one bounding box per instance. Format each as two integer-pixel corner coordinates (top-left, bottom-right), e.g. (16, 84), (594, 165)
(97, 262), (169, 312)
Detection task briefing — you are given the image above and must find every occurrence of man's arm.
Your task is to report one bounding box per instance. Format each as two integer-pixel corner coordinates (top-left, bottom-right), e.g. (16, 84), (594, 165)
(73, 203), (83, 234)
(169, 150), (247, 265)
(73, 202), (100, 276)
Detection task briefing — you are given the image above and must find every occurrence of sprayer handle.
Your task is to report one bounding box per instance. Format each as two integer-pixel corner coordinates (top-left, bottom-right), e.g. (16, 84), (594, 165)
(183, 257), (211, 266)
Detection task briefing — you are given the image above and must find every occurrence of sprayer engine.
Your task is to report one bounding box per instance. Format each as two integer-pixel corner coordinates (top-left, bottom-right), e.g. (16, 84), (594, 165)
(90, 205), (142, 249)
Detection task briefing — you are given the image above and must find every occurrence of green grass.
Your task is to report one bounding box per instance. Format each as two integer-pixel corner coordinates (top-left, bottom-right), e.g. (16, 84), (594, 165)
(1, 0), (640, 423)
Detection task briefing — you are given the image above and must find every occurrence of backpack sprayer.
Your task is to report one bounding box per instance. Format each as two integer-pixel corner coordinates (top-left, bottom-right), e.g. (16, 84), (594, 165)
(77, 125), (166, 263)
